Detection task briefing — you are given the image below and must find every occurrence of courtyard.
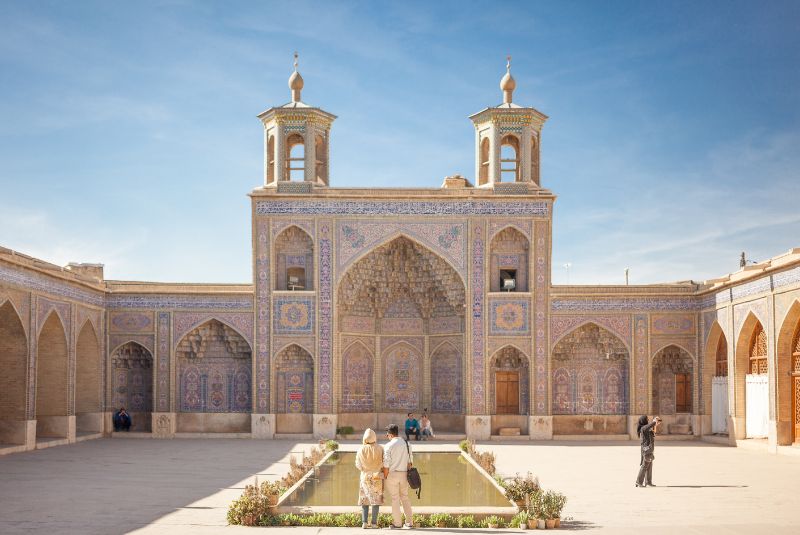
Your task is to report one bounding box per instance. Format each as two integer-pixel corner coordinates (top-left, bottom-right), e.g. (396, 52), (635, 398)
(0, 438), (799, 534)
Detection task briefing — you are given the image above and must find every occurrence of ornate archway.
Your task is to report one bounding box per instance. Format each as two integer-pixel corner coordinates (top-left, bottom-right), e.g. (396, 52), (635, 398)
(489, 346), (529, 415)
(776, 300), (800, 444)
(551, 323), (629, 415)
(735, 314), (769, 439)
(652, 345), (694, 415)
(337, 236), (466, 425)
(111, 341), (153, 432)
(274, 344), (314, 434)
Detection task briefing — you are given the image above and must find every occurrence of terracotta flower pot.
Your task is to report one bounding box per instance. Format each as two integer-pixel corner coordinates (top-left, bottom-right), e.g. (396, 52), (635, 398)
(545, 518), (556, 529)
(554, 518), (560, 528)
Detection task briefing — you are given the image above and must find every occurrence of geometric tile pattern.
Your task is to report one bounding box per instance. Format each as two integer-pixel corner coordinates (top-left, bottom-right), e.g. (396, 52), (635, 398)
(489, 299), (529, 335)
(273, 295), (314, 334)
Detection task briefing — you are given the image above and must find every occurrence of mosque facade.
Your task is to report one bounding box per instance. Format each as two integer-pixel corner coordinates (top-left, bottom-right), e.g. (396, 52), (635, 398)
(1, 61), (799, 454)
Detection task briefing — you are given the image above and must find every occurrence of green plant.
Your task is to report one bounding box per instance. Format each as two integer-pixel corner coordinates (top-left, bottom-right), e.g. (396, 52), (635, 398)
(482, 515), (505, 528)
(429, 513), (455, 527)
(276, 513), (303, 526)
(529, 489), (545, 519)
(334, 513), (360, 527)
(457, 514), (477, 528)
(459, 438), (472, 452)
(494, 474), (507, 488)
(377, 513), (394, 528)
(505, 472), (540, 506)
(542, 490), (567, 519)
(474, 449), (497, 475)
(336, 425), (354, 436)
(513, 510), (530, 528)
(227, 479), (274, 526)
(325, 439), (340, 451)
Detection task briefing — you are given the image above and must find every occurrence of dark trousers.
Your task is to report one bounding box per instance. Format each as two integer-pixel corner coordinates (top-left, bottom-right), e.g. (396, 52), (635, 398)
(361, 505), (379, 525)
(405, 428), (420, 441)
(636, 453), (653, 485)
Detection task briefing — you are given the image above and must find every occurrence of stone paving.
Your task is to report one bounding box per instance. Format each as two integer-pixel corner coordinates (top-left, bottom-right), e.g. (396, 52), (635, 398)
(1, 437), (799, 534)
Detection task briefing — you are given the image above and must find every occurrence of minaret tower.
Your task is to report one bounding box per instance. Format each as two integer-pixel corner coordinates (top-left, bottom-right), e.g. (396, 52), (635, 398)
(469, 57), (548, 188)
(258, 53), (337, 188)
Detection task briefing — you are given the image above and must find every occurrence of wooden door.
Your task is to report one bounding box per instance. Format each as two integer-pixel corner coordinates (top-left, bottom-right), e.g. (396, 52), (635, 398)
(675, 373), (691, 413)
(496, 371), (519, 414)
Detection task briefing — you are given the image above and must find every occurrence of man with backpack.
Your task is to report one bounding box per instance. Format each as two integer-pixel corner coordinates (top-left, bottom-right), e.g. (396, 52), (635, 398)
(382, 424), (413, 529)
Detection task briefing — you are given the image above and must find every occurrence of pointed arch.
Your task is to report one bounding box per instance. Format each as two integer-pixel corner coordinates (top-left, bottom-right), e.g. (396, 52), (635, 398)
(383, 340), (422, 411)
(651, 341), (696, 362)
(651, 344), (694, 415)
(551, 322), (630, 415)
(36, 311), (69, 438)
(111, 341), (153, 431)
(176, 319), (252, 413)
(274, 224), (314, 291)
(734, 312), (767, 427)
(490, 226), (530, 292)
(702, 321), (729, 429)
(776, 299), (800, 444)
(338, 232), (467, 289)
(489, 345), (530, 415)
(430, 340), (463, 414)
(340, 339), (374, 412)
(552, 319), (633, 356)
(75, 320), (102, 419)
(274, 344), (314, 414)
(0, 300), (28, 442)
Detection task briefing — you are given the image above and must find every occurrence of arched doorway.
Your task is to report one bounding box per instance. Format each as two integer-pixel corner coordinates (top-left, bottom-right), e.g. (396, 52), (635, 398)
(176, 319), (252, 433)
(337, 236), (466, 432)
(551, 323), (629, 435)
(111, 341), (154, 432)
(36, 312), (69, 439)
(0, 301), (28, 445)
(776, 300), (800, 445)
(274, 344), (314, 434)
(76, 321), (102, 434)
(709, 329), (729, 434)
(490, 346), (529, 416)
(652, 345), (694, 434)
(735, 316), (769, 439)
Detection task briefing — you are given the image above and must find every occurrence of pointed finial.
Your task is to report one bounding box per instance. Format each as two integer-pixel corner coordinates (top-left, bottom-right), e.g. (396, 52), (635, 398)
(288, 51), (304, 102)
(500, 55), (516, 104)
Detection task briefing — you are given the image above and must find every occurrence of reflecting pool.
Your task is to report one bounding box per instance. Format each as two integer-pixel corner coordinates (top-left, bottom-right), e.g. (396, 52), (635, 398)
(281, 452), (510, 507)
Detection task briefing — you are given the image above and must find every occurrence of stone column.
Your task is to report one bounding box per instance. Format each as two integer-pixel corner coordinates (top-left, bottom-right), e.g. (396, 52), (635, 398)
(520, 125), (532, 183)
(304, 124), (316, 183)
(274, 123), (285, 181)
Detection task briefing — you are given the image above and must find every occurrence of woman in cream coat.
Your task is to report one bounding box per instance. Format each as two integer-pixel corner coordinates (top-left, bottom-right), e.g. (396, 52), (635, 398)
(355, 428), (384, 528)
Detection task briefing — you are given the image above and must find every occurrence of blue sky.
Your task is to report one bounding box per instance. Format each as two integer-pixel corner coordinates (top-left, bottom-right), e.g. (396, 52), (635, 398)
(1, 1), (798, 285)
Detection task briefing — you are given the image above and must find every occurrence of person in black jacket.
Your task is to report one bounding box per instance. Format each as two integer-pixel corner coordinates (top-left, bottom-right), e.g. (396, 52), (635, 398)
(635, 415), (661, 487)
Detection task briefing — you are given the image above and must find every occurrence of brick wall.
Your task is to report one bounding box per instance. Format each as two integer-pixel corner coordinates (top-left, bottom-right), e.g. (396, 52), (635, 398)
(36, 313), (68, 417)
(0, 302), (27, 420)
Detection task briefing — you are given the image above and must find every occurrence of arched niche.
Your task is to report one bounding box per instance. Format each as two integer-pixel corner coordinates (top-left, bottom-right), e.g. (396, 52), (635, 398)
(652, 345), (694, 415)
(489, 346), (529, 415)
(0, 301), (28, 445)
(776, 300), (800, 445)
(430, 341), (463, 414)
(551, 323), (629, 415)
(111, 341), (154, 432)
(490, 227), (529, 292)
(274, 344), (314, 434)
(340, 341), (374, 413)
(75, 321), (103, 434)
(734, 314), (769, 438)
(274, 226), (314, 291)
(176, 319), (252, 414)
(36, 312), (69, 439)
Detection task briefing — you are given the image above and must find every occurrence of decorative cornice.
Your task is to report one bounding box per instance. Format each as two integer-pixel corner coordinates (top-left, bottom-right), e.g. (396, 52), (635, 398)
(551, 296), (698, 312)
(106, 294), (253, 310)
(256, 199), (550, 216)
(0, 263), (104, 306)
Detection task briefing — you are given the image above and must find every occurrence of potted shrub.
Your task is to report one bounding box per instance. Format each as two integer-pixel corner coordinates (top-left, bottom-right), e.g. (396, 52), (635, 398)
(260, 480), (285, 507)
(429, 513), (454, 528)
(325, 439), (340, 452)
(483, 515), (504, 529)
(529, 490), (546, 529)
(457, 515), (477, 528)
(549, 491), (567, 528)
(514, 510), (531, 530)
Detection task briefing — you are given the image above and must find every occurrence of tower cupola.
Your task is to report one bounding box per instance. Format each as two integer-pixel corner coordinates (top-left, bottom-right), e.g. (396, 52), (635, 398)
(257, 53), (336, 188)
(469, 57), (547, 188)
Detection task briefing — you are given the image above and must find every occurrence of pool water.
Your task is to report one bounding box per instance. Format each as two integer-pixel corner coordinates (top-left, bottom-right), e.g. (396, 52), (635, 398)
(281, 452), (510, 507)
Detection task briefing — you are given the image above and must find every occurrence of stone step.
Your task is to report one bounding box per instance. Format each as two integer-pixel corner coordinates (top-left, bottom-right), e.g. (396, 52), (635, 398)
(498, 427), (521, 436)
(490, 434), (530, 441)
(274, 433), (315, 440)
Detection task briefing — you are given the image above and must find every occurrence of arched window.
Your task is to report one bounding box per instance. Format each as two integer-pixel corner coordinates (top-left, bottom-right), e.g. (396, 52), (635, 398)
(479, 137), (490, 185)
(315, 133), (328, 184)
(274, 226), (313, 291)
(490, 227), (529, 292)
(285, 133), (305, 181)
(500, 135), (519, 182)
(715, 336), (728, 376)
(750, 324), (768, 374)
(266, 135), (275, 184)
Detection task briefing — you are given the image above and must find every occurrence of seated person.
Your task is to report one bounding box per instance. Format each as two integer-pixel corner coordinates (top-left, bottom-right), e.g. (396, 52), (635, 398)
(420, 413), (434, 440)
(113, 407), (132, 432)
(404, 412), (420, 441)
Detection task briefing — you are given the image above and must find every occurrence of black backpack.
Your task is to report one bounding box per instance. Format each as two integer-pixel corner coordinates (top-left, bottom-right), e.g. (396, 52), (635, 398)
(404, 439), (422, 498)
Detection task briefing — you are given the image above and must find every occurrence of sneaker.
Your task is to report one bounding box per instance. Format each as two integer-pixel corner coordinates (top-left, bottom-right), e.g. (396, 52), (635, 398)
(402, 524), (413, 529)
(362, 523), (369, 529)
(366, 524), (379, 529)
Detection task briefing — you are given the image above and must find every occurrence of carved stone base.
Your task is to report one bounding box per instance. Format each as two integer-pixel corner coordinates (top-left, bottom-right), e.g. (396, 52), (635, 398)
(465, 415), (490, 440)
(251, 413), (275, 439)
(529, 416), (553, 440)
(313, 414), (337, 439)
(152, 412), (176, 438)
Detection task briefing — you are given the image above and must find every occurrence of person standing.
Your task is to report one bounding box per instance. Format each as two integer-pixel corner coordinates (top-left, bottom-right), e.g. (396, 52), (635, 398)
(404, 413), (420, 441)
(383, 424), (413, 529)
(635, 415), (661, 487)
(355, 428), (384, 529)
